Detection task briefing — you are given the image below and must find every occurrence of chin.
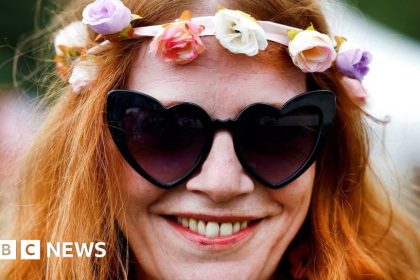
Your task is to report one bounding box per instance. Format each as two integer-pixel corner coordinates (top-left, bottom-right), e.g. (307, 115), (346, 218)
(122, 207), (307, 280)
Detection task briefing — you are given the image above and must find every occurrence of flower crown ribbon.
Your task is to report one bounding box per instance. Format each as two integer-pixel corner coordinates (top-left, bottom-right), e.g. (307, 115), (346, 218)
(132, 15), (298, 46)
(56, 0), (372, 95)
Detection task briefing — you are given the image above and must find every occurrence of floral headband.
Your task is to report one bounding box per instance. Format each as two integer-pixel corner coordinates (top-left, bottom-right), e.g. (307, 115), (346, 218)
(54, 0), (372, 94)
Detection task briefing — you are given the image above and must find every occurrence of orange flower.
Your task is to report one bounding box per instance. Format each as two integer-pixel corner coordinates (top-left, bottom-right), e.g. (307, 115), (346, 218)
(150, 17), (206, 64)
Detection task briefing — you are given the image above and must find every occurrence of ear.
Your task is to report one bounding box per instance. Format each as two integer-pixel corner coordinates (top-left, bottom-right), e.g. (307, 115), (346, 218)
(341, 76), (367, 105)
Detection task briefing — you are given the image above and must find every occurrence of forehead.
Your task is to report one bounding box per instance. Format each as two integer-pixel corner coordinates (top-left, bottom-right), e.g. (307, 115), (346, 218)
(127, 38), (306, 119)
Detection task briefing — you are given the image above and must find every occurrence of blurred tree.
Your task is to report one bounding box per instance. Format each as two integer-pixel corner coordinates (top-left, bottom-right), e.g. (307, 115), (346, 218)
(0, 0), (37, 85)
(1, 0), (55, 95)
(350, 0), (420, 41)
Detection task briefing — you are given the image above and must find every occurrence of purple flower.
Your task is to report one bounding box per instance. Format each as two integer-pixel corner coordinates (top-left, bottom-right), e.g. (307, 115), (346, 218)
(336, 42), (372, 81)
(82, 0), (132, 35)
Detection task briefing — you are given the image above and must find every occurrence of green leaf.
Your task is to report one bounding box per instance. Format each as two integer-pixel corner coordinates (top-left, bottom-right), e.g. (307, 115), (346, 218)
(131, 14), (142, 21)
(287, 29), (300, 40)
(306, 24), (315, 31)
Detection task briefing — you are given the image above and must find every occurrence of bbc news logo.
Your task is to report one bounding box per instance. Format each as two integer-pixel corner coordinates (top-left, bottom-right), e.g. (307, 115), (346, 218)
(0, 240), (106, 260)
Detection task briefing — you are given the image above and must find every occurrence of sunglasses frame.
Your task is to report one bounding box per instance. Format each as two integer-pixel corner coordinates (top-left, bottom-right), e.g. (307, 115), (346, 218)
(106, 89), (336, 189)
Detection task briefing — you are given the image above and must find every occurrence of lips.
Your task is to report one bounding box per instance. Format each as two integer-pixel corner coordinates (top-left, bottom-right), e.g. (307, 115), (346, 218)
(172, 215), (262, 238)
(162, 214), (264, 248)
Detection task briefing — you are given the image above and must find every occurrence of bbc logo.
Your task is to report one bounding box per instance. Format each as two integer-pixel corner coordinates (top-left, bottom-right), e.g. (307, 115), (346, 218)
(1, 240), (41, 260)
(1, 240), (106, 259)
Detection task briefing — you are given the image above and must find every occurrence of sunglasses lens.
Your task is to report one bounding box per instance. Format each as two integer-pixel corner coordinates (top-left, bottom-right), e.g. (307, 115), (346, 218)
(238, 106), (321, 185)
(122, 105), (208, 185)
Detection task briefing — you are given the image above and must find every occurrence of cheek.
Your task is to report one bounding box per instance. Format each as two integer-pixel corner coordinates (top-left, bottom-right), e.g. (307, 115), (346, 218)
(118, 163), (166, 216)
(268, 163), (315, 215)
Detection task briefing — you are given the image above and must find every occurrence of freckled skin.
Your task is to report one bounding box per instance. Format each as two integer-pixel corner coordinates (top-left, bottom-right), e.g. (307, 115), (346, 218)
(117, 38), (315, 280)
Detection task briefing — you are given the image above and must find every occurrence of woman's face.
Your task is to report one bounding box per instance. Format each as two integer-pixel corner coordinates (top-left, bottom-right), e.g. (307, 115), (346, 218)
(118, 39), (315, 280)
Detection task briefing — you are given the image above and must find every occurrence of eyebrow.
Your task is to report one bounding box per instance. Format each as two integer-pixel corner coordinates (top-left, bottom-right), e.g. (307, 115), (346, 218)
(269, 101), (285, 107)
(161, 99), (188, 108)
(161, 99), (285, 109)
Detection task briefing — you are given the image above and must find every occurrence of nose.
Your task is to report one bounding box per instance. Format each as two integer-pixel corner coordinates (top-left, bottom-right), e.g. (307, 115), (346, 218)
(186, 130), (255, 203)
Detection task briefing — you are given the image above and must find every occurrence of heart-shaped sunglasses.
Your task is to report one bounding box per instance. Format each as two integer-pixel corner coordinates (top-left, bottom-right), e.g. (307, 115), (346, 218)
(106, 90), (336, 189)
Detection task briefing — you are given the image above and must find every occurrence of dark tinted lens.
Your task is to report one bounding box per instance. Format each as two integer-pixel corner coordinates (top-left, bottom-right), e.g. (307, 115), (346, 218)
(122, 105), (207, 184)
(238, 106), (321, 185)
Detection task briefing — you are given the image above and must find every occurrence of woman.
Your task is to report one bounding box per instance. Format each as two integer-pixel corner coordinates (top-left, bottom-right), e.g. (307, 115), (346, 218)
(2, 0), (419, 279)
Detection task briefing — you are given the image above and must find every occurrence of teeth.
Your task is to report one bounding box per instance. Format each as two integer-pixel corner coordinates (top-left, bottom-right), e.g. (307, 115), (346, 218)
(175, 216), (253, 238)
(233, 222), (241, 233)
(220, 223), (233, 236)
(241, 221), (248, 230)
(182, 217), (189, 227)
(206, 222), (219, 238)
(189, 218), (198, 232)
(197, 220), (206, 235)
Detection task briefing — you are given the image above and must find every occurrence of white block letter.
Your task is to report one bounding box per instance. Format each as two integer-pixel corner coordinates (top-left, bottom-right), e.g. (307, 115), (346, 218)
(0, 240), (16, 259)
(21, 240), (41, 260)
(95, 242), (106, 258)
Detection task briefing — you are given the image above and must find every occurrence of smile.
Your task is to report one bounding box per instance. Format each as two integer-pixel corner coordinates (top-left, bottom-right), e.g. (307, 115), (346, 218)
(175, 216), (256, 238)
(163, 215), (264, 247)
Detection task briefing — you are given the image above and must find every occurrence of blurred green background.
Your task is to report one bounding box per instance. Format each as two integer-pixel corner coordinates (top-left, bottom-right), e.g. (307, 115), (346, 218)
(1, 0), (420, 87)
(0, 0), (38, 86)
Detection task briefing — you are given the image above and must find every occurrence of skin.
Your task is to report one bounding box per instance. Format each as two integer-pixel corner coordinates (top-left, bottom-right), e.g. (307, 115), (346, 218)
(118, 38), (315, 280)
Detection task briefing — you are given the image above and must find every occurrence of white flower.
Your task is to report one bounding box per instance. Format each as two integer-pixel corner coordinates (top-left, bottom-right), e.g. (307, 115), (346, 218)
(54, 21), (89, 56)
(288, 30), (337, 73)
(69, 59), (98, 93)
(214, 9), (268, 56)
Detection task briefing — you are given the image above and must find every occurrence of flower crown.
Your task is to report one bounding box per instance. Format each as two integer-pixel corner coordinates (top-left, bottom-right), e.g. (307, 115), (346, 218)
(54, 0), (372, 94)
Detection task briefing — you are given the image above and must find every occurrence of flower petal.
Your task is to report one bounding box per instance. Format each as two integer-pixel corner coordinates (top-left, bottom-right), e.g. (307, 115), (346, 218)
(82, 0), (132, 35)
(151, 20), (206, 64)
(288, 29), (336, 72)
(214, 8), (267, 56)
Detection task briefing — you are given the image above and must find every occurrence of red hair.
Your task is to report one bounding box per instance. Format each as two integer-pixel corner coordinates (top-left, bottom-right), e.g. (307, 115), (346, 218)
(2, 0), (419, 279)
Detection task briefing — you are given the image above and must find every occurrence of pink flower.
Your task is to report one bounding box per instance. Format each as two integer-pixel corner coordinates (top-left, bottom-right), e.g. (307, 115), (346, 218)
(82, 0), (132, 35)
(288, 30), (337, 73)
(150, 21), (206, 64)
